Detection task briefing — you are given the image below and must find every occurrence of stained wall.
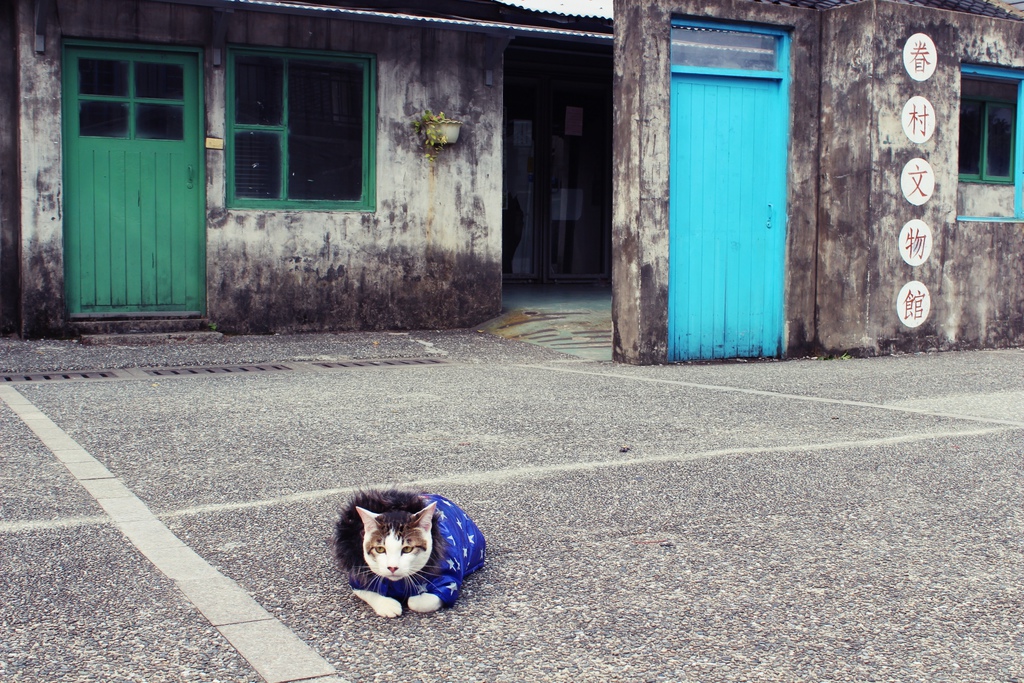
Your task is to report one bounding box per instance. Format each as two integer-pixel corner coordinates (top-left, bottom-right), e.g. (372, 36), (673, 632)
(612, 0), (822, 364)
(613, 0), (1024, 364)
(0, 1), (19, 335)
(817, 1), (1024, 355)
(13, 0), (502, 337)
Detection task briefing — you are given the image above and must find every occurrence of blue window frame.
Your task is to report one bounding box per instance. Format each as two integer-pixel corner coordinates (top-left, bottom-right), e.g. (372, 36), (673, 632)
(958, 64), (1024, 221)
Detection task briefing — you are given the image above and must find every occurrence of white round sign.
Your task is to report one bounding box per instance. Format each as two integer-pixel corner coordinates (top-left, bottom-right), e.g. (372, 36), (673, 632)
(901, 96), (935, 144)
(898, 219), (933, 266)
(904, 33), (937, 81)
(897, 280), (931, 328)
(901, 158), (935, 206)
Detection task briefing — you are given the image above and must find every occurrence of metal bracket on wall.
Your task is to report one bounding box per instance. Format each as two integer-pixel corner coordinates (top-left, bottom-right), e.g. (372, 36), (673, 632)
(34, 0), (54, 53)
(212, 9), (231, 66)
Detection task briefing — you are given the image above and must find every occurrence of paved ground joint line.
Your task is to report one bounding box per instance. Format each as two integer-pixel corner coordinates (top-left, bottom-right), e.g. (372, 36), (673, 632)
(155, 424), (1013, 522)
(0, 384), (341, 683)
(520, 363), (1024, 427)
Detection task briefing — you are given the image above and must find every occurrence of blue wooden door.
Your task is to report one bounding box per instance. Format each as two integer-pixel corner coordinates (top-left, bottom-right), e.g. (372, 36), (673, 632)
(668, 29), (788, 361)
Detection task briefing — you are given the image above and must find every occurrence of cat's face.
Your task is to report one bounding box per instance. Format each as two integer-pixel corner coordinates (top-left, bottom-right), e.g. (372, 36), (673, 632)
(356, 502), (436, 581)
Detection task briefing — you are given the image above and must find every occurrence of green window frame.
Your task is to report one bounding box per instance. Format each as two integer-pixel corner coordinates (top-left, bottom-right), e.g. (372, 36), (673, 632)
(227, 47), (376, 210)
(959, 76), (1016, 185)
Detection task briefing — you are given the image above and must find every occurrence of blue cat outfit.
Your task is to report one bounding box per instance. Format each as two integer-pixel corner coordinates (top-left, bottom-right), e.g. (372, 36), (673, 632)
(349, 494), (486, 606)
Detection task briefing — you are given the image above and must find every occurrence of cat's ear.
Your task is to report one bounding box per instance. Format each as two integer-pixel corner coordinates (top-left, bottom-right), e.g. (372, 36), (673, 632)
(411, 502), (437, 532)
(355, 506), (380, 531)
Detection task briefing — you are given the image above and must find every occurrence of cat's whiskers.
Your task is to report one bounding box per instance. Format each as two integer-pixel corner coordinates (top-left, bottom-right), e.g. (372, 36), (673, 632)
(352, 566), (388, 594)
(401, 572), (429, 595)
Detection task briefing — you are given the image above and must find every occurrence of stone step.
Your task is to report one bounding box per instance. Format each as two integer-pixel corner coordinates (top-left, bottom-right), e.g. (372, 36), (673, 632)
(78, 331), (224, 346)
(71, 317), (224, 345)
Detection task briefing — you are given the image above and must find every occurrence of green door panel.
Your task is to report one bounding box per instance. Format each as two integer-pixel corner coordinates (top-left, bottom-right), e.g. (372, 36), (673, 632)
(63, 45), (205, 315)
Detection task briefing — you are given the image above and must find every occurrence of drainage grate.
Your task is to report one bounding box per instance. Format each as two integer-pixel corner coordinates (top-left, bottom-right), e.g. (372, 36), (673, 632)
(1, 371), (119, 383)
(314, 358), (450, 369)
(0, 359), (447, 383)
(143, 364), (293, 377)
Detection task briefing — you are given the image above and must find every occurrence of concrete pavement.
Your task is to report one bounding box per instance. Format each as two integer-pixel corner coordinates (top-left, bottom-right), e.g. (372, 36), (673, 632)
(1, 331), (1022, 682)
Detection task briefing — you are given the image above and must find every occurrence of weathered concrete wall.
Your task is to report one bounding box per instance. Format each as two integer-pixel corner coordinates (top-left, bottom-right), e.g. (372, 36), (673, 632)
(615, 0), (1024, 363)
(612, 0), (821, 364)
(958, 183), (1014, 217)
(16, 0), (65, 337)
(941, 8), (1024, 348)
(15, 0), (501, 337)
(611, 0), (670, 365)
(816, 1), (881, 354)
(0, 1), (19, 335)
(817, 0), (1024, 354)
(206, 13), (502, 334)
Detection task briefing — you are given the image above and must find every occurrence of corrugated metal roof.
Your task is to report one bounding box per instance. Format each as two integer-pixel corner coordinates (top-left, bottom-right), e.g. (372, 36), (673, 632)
(157, 0), (1021, 34)
(153, 0), (613, 41)
(901, 0), (1024, 19)
(761, 0), (1023, 19)
(786, 0), (1024, 20)
(493, 0), (613, 20)
(492, 0), (1021, 20)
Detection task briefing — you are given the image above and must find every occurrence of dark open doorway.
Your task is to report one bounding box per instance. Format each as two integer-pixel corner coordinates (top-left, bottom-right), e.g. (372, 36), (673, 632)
(502, 42), (613, 284)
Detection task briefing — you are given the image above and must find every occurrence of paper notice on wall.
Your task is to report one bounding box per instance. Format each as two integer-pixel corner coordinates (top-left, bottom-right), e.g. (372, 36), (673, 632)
(513, 120), (533, 147)
(565, 106), (584, 136)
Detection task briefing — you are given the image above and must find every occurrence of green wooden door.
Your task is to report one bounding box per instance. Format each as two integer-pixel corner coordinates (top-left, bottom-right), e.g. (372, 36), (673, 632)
(63, 45), (204, 315)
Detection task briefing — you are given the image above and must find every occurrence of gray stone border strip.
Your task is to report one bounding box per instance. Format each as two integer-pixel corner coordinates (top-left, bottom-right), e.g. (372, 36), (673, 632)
(0, 384), (346, 683)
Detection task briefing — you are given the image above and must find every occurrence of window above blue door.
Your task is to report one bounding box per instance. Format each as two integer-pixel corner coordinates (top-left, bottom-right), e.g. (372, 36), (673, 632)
(671, 20), (789, 80)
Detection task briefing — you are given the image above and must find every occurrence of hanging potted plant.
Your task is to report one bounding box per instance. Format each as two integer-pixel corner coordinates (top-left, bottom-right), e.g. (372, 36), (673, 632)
(412, 110), (462, 162)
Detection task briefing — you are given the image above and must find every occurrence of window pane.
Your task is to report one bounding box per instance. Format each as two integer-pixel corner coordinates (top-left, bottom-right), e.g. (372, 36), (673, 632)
(287, 60), (364, 201)
(79, 59), (129, 96)
(136, 104), (184, 140)
(986, 104), (1014, 178)
(671, 27), (777, 71)
(235, 56), (283, 126)
(80, 101), (129, 137)
(234, 131), (281, 198)
(136, 62), (184, 100)
(959, 101), (982, 176)
(962, 77), (1017, 102)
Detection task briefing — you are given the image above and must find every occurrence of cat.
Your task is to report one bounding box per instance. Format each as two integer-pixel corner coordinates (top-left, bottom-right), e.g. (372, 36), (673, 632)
(332, 489), (486, 618)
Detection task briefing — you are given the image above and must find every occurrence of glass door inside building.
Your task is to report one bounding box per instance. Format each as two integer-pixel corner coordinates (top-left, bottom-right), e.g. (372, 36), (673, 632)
(503, 69), (611, 282)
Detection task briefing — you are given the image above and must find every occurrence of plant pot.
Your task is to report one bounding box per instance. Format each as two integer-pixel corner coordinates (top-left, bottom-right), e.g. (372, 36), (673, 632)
(427, 121), (462, 144)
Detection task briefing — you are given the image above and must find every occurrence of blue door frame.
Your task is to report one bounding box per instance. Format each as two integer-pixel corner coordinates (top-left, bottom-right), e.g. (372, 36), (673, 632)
(668, 21), (790, 361)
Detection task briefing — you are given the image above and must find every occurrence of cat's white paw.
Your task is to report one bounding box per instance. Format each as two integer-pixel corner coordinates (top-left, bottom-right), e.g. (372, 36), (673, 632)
(372, 602), (403, 622)
(354, 590), (403, 618)
(407, 593), (443, 614)
(372, 598), (403, 618)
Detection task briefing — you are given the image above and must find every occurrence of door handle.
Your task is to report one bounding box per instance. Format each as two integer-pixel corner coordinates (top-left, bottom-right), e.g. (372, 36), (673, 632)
(766, 203), (773, 230)
(187, 164), (195, 189)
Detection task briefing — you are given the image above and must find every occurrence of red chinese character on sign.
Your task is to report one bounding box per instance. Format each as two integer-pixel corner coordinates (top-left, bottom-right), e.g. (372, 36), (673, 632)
(903, 288), (926, 321)
(906, 103), (930, 139)
(907, 163), (929, 199)
(904, 227), (928, 260)
(910, 41), (932, 75)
